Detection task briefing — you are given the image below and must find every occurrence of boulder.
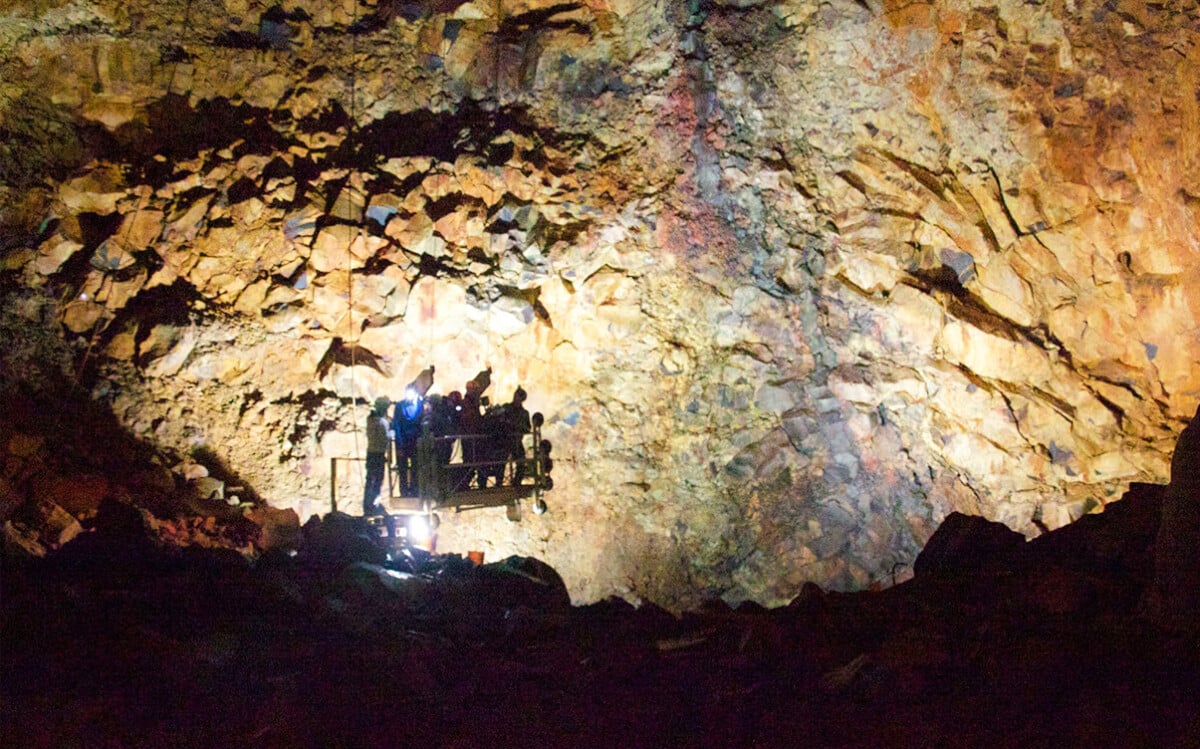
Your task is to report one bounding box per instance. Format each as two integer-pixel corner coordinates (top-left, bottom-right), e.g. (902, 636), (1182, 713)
(129, 464), (177, 496)
(189, 476), (225, 501)
(246, 505), (301, 552)
(474, 555), (572, 611)
(309, 224), (355, 273)
(913, 511), (1025, 578)
(138, 324), (179, 361)
(46, 499), (166, 584)
(105, 323), (138, 359)
(30, 472), (110, 516)
(60, 299), (104, 333)
(34, 236), (83, 275)
(40, 501), (84, 547)
(144, 329), (196, 378)
(58, 166), (126, 214)
(3, 520), (46, 559)
(297, 511), (388, 569)
(90, 238), (137, 272)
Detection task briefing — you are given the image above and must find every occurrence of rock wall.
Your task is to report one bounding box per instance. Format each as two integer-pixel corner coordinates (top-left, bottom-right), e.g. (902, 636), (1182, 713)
(1, 0), (1198, 608)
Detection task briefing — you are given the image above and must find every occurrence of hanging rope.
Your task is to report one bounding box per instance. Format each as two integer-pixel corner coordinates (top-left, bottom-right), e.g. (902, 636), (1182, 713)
(481, 0), (502, 371)
(484, 290), (492, 368)
(164, 0), (195, 97)
(426, 276), (435, 367)
(491, 0), (502, 111)
(347, 0), (364, 467)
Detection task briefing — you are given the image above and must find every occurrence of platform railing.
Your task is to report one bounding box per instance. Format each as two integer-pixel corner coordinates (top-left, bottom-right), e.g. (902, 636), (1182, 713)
(331, 425), (545, 513)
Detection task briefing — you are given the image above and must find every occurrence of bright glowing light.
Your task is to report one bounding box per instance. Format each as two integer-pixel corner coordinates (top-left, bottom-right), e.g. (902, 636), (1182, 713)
(404, 387), (418, 402)
(408, 514), (432, 542)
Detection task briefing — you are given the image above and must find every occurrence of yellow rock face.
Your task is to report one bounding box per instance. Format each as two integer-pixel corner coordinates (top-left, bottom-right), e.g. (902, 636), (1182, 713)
(1, 0), (1198, 608)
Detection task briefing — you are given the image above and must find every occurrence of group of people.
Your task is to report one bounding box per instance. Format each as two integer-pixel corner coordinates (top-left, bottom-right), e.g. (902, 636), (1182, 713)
(362, 366), (534, 514)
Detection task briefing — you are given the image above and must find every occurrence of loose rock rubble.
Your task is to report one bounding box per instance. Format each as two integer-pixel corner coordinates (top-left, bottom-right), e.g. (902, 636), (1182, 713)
(4, 476), (1199, 747)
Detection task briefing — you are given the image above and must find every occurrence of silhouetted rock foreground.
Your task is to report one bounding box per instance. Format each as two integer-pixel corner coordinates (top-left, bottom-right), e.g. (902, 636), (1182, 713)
(4, 485), (1200, 748)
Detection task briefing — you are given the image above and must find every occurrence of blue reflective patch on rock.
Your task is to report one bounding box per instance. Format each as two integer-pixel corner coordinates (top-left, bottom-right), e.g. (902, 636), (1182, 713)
(366, 205), (396, 226)
(938, 248), (976, 284)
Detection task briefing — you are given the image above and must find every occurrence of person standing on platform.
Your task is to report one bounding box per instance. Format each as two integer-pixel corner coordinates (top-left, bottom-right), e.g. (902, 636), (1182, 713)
(504, 387), (531, 485)
(392, 388), (424, 496)
(363, 396), (391, 515)
(461, 367), (492, 487)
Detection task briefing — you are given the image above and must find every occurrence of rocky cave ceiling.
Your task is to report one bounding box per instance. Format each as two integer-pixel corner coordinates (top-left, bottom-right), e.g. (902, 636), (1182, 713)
(1, 0), (1198, 608)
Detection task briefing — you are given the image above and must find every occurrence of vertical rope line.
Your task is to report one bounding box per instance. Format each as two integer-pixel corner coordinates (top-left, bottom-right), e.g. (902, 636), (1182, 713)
(348, 0), (362, 468)
(482, 0), (501, 371)
(493, 0), (502, 107)
(484, 293), (491, 368)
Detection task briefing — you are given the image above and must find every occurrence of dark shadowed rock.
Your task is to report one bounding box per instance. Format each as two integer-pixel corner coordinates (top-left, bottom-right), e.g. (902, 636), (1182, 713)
(913, 511), (1025, 578)
(0, 477), (25, 523)
(44, 498), (170, 584)
(787, 580), (827, 609)
(572, 595), (681, 645)
(1026, 483), (1162, 568)
(297, 511), (387, 569)
(475, 555), (571, 611)
(246, 505), (301, 552)
(1150, 405), (1200, 629)
(31, 472), (109, 516)
(735, 599), (769, 614)
(1019, 483), (1162, 617)
(2, 520), (45, 560)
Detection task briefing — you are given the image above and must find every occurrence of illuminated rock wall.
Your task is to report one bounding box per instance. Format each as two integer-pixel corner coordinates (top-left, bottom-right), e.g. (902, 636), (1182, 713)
(1, 0), (1197, 607)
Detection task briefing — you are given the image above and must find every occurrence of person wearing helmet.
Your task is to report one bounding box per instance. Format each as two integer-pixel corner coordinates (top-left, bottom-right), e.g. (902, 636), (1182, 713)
(467, 366), (491, 398)
(392, 386), (425, 496)
(461, 369), (490, 487)
(364, 396), (391, 515)
(408, 366), (435, 397)
(432, 391), (462, 444)
(505, 387), (531, 485)
(443, 391), (466, 488)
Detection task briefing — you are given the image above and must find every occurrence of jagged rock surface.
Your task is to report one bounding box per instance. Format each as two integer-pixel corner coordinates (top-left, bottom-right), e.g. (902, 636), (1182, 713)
(2, 0), (1199, 607)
